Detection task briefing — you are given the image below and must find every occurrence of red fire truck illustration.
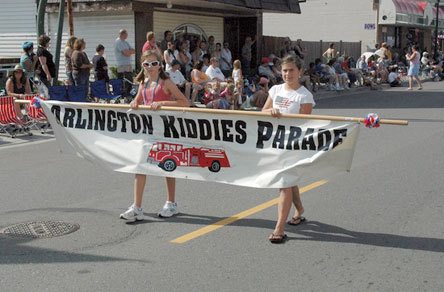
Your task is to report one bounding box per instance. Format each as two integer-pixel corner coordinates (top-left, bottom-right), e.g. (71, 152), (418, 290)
(147, 142), (230, 172)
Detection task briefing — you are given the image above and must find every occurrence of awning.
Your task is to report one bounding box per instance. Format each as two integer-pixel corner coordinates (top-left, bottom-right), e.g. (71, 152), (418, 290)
(433, 6), (444, 20)
(392, 0), (426, 16)
(380, 0), (444, 27)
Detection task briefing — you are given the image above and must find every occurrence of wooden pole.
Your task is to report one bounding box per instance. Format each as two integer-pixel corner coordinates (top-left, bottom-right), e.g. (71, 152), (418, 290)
(14, 100), (409, 125)
(53, 0), (65, 82)
(67, 0), (74, 36)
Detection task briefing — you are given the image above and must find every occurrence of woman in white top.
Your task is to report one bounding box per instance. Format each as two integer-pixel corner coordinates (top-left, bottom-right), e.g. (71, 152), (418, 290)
(406, 45), (422, 90)
(163, 41), (176, 71)
(262, 54), (315, 244)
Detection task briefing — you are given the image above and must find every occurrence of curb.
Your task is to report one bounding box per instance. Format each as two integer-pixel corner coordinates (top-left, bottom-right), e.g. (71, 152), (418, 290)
(313, 77), (435, 101)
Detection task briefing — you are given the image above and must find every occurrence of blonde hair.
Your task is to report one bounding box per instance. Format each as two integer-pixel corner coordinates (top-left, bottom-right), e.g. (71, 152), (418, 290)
(233, 59), (241, 69)
(146, 31), (155, 41)
(65, 36), (77, 49)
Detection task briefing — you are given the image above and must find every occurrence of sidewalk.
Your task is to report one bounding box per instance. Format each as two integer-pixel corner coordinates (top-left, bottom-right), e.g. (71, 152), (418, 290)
(313, 76), (436, 101)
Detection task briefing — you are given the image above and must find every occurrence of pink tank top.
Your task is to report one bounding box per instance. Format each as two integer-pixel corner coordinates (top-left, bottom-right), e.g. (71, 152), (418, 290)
(142, 77), (172, 105)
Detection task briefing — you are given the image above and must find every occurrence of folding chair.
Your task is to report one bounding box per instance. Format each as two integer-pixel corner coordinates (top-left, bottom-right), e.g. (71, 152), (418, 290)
(24, 95), (50, 134)
(0, 96), (32, 138)
(90, 80), (120, 102)
(67, 85), (88, 102)
(48, 85), (69, 101)
(109, 79), (123, 96)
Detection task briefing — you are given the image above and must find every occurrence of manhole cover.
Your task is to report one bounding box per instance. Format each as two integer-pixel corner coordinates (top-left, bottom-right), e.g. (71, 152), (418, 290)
(0, 221), (80, 238)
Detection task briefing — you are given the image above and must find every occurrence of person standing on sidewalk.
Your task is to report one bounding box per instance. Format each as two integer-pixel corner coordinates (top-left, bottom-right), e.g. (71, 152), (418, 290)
(406, 45), (422, 90)
(114, 29), (136, 99)
(262, 55), (315, 244)
(119, 50), (189, 222)
(35, 35), (56, 88)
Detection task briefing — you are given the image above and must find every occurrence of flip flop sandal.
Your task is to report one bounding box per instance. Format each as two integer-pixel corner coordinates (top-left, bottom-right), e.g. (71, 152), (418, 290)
(287, 216), (306, 226)
(269, 233), (287, 244)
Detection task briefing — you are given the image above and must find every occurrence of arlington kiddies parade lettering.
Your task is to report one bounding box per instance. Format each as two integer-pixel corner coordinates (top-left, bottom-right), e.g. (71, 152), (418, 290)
(50, 104), (349, 152)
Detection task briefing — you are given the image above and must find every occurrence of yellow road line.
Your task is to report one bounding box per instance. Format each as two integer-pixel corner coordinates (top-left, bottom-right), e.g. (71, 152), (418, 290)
(171, 179), (328, 244)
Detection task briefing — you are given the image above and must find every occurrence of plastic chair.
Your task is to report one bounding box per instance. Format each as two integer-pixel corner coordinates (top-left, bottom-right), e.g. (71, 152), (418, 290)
(48, 85), (68, 101)
(0, 96), (31, 138)
(67, 85), (88, 102)
(90, 80), (120, 101)
(24, 95), (49, 133)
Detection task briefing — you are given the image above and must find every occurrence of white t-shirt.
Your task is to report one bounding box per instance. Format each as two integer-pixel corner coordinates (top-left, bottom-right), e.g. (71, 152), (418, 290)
(205, 65), (225, 81)
(388, 72), (398, 83)
(167, 69), (186, 86)
(269, 84), (315, 114)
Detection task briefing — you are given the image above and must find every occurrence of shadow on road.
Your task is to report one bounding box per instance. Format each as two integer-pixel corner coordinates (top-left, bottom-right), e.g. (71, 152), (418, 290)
(286, 221), (444, 253)
(0, 207), (150, 265)
(315, 90), (444, 109)
(0, 234), (145, 265)
(138, 213), (444, 253)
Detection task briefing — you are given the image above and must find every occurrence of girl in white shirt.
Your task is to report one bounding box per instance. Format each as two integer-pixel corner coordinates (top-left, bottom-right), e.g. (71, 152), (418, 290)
(232, 59), (243, 84)
(262, 55), (316, 244)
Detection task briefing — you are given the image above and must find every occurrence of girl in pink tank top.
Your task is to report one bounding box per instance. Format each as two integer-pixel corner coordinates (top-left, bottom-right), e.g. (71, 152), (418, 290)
(141, 77), (172, 105)
(120, 50), (189, 223)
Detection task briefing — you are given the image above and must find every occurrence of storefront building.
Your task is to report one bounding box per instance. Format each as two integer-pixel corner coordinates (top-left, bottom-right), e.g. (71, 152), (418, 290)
(43, 0), (301, 79)
(378, 0), (444, 51)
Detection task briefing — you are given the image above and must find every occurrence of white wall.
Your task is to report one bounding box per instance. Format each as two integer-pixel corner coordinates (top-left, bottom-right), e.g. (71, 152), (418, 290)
(47, 12), (135, 80)
(0, 0), (37, 58)
(263, 0), (378, 53)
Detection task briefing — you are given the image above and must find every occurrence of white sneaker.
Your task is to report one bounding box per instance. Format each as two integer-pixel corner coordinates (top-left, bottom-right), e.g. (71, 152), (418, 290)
(120, 204), (144, 222)
(158, 201), (179, 218)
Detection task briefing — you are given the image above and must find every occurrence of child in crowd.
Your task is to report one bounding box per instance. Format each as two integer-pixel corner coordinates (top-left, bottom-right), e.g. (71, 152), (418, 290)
(232, 59), (243, 84)
(220, 80), (236, 109)
(92, 44), (109, 83)
(388, 66), (401, 87)
(204, 80), (230, 109)
(307, 62), (321, 92)
(234, 79), (245, 109)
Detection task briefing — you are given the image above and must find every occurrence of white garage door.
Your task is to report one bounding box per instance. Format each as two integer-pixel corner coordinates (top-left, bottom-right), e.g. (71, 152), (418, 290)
(0, 0), (37, 58)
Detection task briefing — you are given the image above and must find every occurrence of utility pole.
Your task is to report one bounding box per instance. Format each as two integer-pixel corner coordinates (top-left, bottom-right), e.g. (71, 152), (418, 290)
(67, 0), (74, 36)
(54, 0), (66, 82)
(37, 0), (48, 37)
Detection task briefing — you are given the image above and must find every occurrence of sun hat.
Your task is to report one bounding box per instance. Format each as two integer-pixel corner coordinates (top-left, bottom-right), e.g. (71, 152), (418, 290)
(13, 64), (24, 72)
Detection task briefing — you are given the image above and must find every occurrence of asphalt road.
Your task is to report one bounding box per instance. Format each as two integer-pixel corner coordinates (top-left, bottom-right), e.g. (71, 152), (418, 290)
(1, 81), (443, 291)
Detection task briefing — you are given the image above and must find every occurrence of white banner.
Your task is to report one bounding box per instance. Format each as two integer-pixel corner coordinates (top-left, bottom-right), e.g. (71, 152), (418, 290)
(41, 101), (360, 188)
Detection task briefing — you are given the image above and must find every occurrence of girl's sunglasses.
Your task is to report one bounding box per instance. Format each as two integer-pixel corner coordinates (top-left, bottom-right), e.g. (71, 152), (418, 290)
(142, 61), (160, 67)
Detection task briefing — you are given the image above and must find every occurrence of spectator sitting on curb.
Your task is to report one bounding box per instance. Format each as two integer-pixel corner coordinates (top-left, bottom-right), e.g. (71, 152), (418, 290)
(166, 60), (192, 100)
(5, 65), (31, 120)
(388, 66), (401, 87)
(307, 62), (321, 92)
(258, 57), (277, 85)
(205, 57), (226, 82)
